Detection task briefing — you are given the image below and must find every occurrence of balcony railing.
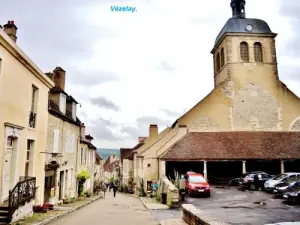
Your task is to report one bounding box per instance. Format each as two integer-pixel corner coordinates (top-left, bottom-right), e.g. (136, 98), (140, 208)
(29, 111), (36, 128)
(8, 177), (36, 222)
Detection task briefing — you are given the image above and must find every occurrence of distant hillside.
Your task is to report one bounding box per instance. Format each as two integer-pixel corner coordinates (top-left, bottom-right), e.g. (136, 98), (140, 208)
(97, 148), (120, 159)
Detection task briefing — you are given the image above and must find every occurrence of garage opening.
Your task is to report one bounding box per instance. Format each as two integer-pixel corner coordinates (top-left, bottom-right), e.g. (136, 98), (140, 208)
(285, 159), (300, 172)
(246, 160), (280, 175)
(207, 161), (242, 184)
(166, 161), (203, 180)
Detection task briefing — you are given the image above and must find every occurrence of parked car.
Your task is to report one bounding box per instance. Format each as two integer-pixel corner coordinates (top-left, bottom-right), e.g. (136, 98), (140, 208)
(229, 171), (266, 186)
(239, 172), (273, 191)
(184, 173), (210, 197)
(283, 183), (300, 204)
(273, 178), (300, 198)
(264, 173), (300, 193)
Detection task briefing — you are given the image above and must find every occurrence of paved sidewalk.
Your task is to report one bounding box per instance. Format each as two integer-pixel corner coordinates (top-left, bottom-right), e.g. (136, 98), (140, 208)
(140, 197), (169, 210)
(47, 193), (159, 225)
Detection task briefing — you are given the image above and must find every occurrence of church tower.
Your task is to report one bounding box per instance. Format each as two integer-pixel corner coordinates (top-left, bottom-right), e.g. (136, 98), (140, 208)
(211, 0), (278, 88)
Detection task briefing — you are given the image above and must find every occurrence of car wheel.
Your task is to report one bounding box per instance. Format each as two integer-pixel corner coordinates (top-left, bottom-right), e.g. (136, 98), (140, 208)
(249, 184), (256, 191)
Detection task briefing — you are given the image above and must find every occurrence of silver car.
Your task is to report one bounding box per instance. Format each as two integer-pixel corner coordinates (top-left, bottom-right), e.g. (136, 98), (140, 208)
(264, 172), (300, 192)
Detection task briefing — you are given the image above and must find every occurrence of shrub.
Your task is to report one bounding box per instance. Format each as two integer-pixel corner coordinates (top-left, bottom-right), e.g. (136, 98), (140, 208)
(85, 191), (92, 198)
(43, 203), (54, 210)
(124, 184), (128, 193)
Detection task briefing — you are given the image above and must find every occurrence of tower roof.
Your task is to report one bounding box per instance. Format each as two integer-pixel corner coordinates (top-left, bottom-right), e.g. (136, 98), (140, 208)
(213, 0), (276, 50)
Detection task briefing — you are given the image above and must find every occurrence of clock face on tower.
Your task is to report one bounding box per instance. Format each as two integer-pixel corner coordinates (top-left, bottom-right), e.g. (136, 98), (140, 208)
(245, 24), (253, 31)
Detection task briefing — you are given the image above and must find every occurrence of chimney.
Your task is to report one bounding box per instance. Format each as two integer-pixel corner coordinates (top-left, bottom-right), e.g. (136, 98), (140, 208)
(149, 124), (158, 141)
(3, 20), (18, 42)
(53, 67), (66, 90)
(138, 137), (147, 144)
(80, 123), (86, 138)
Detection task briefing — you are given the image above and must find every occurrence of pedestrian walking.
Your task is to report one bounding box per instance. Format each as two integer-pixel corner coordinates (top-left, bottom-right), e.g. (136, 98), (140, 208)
(102, 183), (107, 198)
(113, 184), (117, 197)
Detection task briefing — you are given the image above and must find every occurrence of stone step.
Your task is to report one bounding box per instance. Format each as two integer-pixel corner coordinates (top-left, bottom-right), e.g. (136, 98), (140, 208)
(0, 216), (8, 223)
(0, 211), (8, 217)
(0, 207), (8, 211)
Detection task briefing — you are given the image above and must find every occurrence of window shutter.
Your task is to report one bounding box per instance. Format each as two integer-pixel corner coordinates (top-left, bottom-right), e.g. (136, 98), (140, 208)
(53, 129), (59, 153)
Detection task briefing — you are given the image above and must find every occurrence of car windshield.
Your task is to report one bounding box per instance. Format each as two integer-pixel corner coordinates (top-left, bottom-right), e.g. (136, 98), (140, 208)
(272, 174), (287, 180)
(189, 176), (206, 183)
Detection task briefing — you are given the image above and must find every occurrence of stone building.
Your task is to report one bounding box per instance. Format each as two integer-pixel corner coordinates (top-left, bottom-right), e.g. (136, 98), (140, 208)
(44, 67), (82, 204)
(77, 125), (97, 193)
(0, 20), (54, 221)
(129, 0), (300, 191)
(103, 155), (120, 183)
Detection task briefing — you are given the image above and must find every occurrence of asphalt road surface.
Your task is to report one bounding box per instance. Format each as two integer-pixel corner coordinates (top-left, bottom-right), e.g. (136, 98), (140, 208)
(151, 186), (300, 225)
(47, 193), (158, 225)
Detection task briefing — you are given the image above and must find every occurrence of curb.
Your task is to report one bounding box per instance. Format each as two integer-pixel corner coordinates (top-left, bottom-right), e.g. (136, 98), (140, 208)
(32, 195), (103, 225)
(139, 197), (149, 210)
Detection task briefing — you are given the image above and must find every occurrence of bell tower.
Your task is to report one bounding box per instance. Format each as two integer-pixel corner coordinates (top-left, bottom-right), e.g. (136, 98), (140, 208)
(211, 0), (278, 88)
(230, 0), (246, 18)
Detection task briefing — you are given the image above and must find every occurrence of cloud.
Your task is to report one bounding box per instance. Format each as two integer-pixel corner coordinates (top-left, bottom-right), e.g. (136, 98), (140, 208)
(90, 96), (121, 111)
(121, 116), (172, 140)
(156, 61), (175, 72)
(160, 108), (185, 118)
(88, 117), (120, 141)
(67, 69), (119, 86)
(278, 1), (300, 57)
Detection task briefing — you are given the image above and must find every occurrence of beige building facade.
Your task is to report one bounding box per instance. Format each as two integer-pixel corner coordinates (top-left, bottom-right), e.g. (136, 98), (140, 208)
(77, 124), (97, 193)
(0, 21), (54, 205)
(44, 67), (81, 204)
(122, 0), (300, 193)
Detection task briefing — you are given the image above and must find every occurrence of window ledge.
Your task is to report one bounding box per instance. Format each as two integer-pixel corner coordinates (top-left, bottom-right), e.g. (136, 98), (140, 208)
(27, 127), (37, 132)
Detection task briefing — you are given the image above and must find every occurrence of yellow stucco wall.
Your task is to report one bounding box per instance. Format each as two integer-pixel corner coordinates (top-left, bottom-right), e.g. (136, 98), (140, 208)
(0, 31), (54, 204)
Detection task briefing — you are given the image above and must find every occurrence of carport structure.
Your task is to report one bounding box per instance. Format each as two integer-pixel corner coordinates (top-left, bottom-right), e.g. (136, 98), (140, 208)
(160, 132), (300, 183)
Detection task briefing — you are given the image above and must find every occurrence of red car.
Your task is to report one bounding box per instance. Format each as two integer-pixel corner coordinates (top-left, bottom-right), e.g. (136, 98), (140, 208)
(184, 173), (210, 197)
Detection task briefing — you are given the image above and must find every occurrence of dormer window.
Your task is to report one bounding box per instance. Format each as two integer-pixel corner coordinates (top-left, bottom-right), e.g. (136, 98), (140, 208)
(59, 93), (66, 114)
(72, 102), (77, 120)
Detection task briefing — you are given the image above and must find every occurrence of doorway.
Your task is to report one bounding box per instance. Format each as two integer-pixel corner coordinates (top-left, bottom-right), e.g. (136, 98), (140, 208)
(59, 171), (64, 200)
(2, 136), (17, 201)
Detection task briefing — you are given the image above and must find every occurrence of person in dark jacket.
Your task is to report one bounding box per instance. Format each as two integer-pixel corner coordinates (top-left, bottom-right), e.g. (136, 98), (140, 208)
(113, 184), (118, 197)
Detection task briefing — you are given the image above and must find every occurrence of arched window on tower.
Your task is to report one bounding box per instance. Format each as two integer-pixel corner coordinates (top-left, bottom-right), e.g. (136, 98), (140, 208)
(221, 48), (225, 67)
(254, 42), (263, 62)
(240, 42), (249, 62)
(216, 53), (220, 72)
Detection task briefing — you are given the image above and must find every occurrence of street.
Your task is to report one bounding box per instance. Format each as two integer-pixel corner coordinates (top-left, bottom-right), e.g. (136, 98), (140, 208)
(48, 193), (158, 225)
(151, 186), (300, 225)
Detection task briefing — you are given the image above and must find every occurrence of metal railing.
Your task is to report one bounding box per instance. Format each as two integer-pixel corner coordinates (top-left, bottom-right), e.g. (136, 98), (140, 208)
(8, 177), (36, 222)
(29, 111), (36, 128)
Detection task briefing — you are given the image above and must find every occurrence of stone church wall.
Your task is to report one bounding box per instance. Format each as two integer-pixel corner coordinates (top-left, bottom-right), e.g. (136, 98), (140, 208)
(231, 83), (281, 131)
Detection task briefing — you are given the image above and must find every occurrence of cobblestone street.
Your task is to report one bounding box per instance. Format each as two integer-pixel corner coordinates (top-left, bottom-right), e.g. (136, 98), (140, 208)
(47, 193), (158, 225)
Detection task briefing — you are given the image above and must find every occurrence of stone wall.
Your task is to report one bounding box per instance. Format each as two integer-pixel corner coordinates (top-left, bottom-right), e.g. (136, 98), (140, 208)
(232, 83), (281, 131)
(182, 204), (230, 225)
(11, 199), (34, 223)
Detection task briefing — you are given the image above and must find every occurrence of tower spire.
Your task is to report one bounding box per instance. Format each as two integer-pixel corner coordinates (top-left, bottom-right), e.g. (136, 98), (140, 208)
(231, 0), (246, 18)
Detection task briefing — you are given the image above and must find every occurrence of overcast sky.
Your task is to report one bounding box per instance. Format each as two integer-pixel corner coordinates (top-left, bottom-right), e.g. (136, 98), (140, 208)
(1, 0), (300, 149)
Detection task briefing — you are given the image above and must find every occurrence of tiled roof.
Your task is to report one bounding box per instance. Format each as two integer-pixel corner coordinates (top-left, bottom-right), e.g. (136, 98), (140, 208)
(49, 100), (81, 126)
(161, 132), (300, 160)
(121, 142), (145, 160)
